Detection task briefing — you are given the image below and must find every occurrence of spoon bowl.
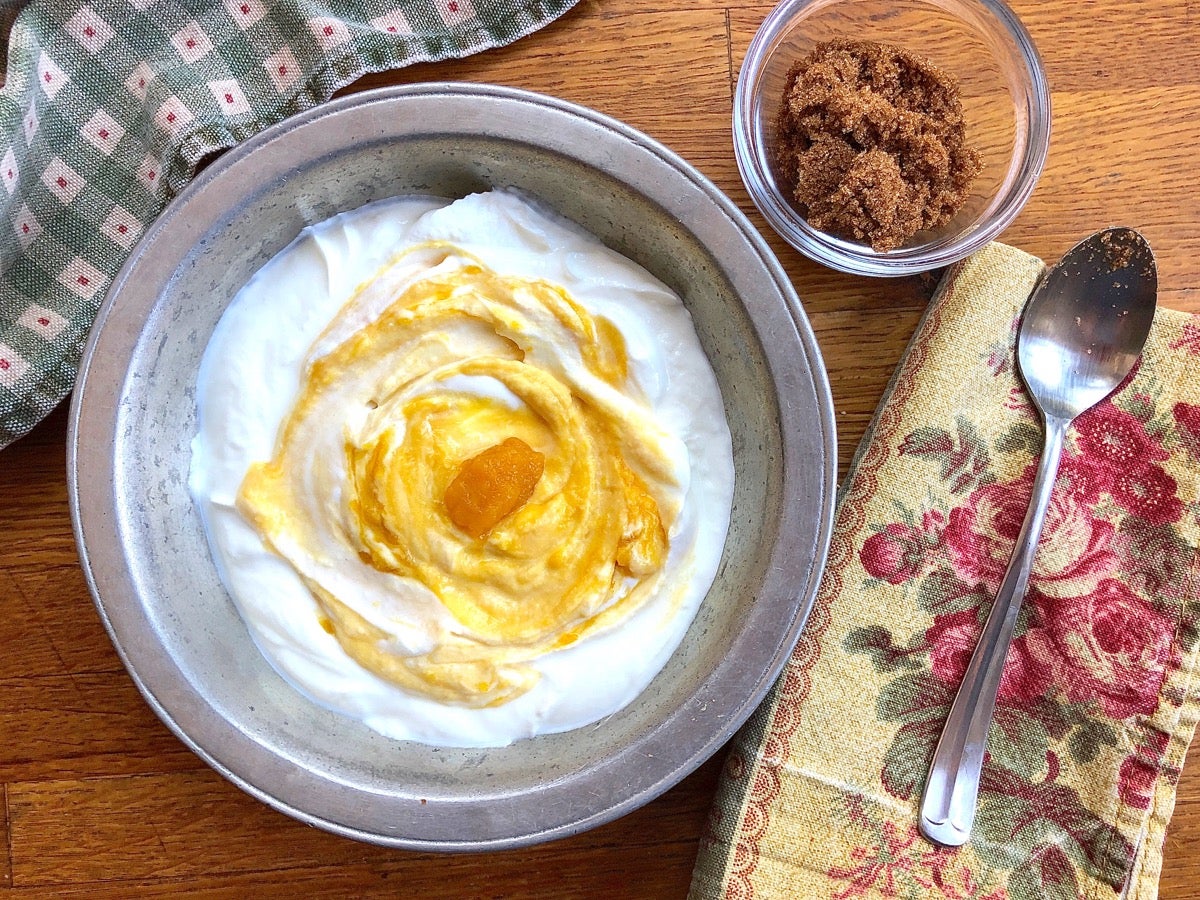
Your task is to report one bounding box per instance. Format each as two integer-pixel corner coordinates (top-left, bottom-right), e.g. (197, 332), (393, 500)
(920, 227), (1158, 847)
(1020, 229), (1158, 420)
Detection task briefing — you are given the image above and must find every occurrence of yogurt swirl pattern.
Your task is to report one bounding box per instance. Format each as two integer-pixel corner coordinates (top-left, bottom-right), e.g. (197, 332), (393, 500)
(190, 192), (734, 747)
(239, 248), (684, 707)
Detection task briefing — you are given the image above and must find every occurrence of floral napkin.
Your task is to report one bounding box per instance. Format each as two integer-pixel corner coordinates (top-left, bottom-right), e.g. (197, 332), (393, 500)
(0, 0), (577, 449)
(691, 243), (1200, 900)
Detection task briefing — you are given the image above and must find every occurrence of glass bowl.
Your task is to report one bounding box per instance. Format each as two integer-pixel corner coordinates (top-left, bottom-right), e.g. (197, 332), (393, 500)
(734, 0), (1050, 276)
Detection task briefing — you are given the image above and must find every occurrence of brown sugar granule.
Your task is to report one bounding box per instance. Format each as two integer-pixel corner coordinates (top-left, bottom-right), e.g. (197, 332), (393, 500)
(774, 39), (983, 252)
(1098, 229), (1135, 271)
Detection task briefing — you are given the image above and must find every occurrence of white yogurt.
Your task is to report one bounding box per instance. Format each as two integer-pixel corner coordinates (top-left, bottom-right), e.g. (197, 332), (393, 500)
(189, 191), (734, 747)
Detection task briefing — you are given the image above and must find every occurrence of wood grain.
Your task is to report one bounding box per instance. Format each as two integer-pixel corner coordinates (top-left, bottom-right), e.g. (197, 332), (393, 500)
(2, 0), (1198, 895)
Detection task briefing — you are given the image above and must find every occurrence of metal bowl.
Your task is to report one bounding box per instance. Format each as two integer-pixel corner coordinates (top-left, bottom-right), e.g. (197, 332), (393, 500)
(68, 83), (836, 850)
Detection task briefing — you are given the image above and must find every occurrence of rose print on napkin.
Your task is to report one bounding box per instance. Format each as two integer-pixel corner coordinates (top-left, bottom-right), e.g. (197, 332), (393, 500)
(845, 368), (1197, 895)
(690, 246), (1200, 900)
(827, 798), (1008, 900)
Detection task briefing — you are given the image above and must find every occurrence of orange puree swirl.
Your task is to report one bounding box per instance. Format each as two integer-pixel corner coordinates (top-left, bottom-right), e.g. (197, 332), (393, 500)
(236, 244), (680, 709)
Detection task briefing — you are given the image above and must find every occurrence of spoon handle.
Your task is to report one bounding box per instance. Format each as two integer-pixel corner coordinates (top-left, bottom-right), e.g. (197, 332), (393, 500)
(919, 413), (1069, 846)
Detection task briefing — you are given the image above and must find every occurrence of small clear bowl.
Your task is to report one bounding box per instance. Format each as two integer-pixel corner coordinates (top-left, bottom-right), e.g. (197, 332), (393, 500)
(734, 0), (1050, 276)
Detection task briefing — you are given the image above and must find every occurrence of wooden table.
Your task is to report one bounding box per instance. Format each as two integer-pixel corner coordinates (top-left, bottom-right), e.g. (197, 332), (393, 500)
(2, 0), (1197, 895)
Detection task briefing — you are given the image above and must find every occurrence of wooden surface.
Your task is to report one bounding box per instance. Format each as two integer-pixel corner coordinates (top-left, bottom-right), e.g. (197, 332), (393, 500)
(2, 0), (1198, 895)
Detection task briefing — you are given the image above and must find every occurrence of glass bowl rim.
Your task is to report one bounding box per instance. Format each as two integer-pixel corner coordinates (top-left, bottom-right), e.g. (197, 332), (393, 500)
(733, 0), (1052, 276)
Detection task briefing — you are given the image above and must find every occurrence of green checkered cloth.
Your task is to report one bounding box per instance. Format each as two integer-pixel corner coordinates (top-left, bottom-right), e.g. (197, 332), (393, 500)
(0, 0), (579, 449)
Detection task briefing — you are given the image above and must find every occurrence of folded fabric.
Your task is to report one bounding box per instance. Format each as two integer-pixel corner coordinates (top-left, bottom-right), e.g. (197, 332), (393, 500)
(0, 0), (578, 448)
(691, 242), (1200, 900)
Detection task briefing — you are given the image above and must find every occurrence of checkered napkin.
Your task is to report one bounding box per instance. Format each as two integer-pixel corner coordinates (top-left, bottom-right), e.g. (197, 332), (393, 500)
(691, 243), (1200, 899)
(0, 0), (578, 449)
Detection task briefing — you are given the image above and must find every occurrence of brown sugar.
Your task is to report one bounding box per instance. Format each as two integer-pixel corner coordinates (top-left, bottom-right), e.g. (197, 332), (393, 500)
(774, 39), (982, 252)
(1098, 229), (1135, 271)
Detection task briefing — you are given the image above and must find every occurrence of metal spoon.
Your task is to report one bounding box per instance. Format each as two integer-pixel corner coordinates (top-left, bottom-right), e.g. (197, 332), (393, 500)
(919, 228), (1158, 847)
